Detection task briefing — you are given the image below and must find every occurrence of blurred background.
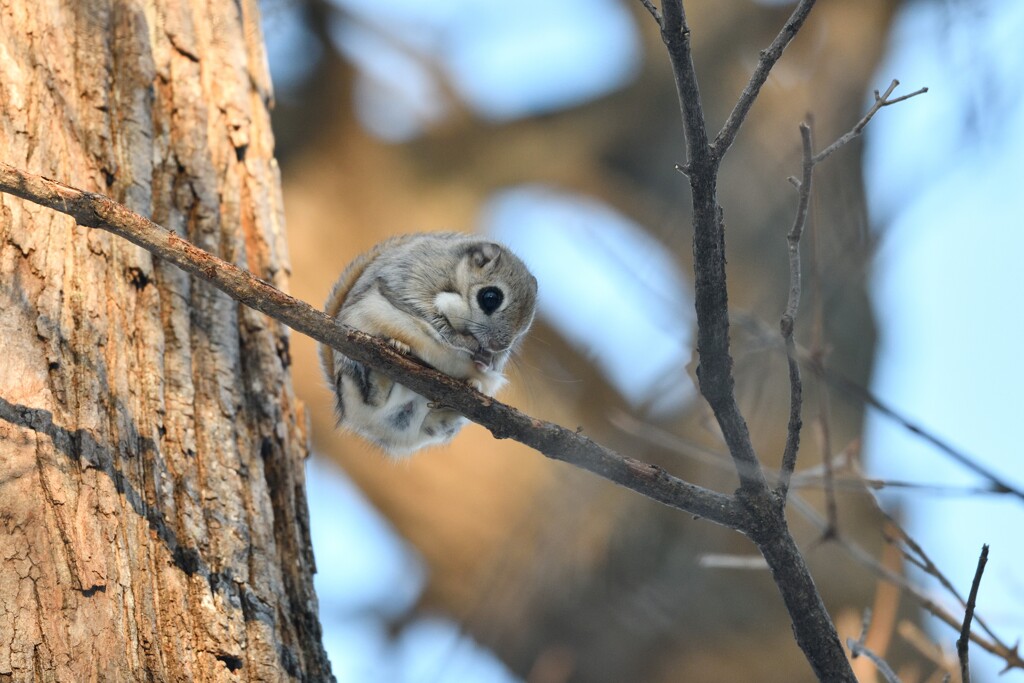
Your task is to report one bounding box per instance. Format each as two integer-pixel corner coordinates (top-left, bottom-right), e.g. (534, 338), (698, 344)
(259, 0), (1024, 680)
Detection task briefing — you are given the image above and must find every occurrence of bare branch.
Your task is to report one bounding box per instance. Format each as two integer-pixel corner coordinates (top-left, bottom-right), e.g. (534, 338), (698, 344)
(713, 0), (819, 160)
(883, 519), (1010, 671)
(634, 329), (1024, 677)
(870, 496), (1009, 659)
(848, 610), (903, 683)
(812, 80), (928, 165)
(790, 464), (1023, 673)
(637, 0), (662, 26)
(788, 494), (1024, 673)
(776, 80), (927, 502)
(621, 414), (1009, 501)
(818, 365), (1024, 501)
(654, 3), (857, 678)
(641, 2), (872, 677)
(802, 475), (1014, 497)
(0, 161), (746, 530)
(880, 88), (930, 107)
(734, 312), (1024, 502)
(956, 544), (990, 683)
(776, 122), (813, 499)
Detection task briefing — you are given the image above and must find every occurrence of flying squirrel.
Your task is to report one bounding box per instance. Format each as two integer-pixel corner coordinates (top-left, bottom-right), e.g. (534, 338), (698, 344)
(320, 232), (538, 456)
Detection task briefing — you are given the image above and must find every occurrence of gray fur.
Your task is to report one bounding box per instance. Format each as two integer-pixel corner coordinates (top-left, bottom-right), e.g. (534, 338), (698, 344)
(320, 232), (537, 457)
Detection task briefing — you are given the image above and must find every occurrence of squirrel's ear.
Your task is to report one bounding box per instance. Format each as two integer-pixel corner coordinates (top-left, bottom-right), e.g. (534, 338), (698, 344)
(467, 242), (501, 269)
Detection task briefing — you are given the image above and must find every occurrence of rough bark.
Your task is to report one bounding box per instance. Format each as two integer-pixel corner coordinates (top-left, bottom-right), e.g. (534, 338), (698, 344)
(0, 1), (330, 681)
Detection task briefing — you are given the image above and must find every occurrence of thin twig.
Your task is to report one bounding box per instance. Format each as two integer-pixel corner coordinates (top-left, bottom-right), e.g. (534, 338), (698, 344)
(956, 544), (989, 683)
(0, 161), (747, 531)
(820, 366), (1024, 501)
(788, 494), (1024, 673)
(713, 0), (819, 160)
(616, 411), (998, 664)
(776, 122), (812, 499)
(734, 311), (1024, 502)
(776, 82), (925, 500)
(812, 79), (928, 165)
(848, 609), (903, 683)
(874, 507), (1005, 654)
(885, 524), (968, 605)
(638, 0), (662, 25)
(639, 8), (931, 682)
(801, 475), (1014, 497)
(881, 89), (930, 107)
(867, 500), (1013, 667)
(620, 412), (1011, 501)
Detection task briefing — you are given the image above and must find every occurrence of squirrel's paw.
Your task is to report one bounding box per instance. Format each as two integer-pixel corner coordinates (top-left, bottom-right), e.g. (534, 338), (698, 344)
(387, 338), (412, 355)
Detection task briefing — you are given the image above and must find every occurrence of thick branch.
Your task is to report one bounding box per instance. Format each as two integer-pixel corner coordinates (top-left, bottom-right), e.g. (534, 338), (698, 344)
(660, 1), (709, 166)
(649, 4), (852, 680)
(0, 161), (745, 530)
(775, 81), (926, 501)
(746, 515), (856, 682)
(659, 0), (767, 495)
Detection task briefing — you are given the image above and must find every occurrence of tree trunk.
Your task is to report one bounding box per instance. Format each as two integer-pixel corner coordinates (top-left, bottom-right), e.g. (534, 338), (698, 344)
(0, 2), (331, 681)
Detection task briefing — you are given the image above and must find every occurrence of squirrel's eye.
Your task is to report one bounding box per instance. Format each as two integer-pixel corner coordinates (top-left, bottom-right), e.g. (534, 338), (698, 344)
(477, 287), (504, 315)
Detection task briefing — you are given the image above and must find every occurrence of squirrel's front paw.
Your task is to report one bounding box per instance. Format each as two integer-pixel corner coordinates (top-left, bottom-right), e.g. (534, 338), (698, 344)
(467, 370), (507, 397)
(387, 338), (412, 355)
